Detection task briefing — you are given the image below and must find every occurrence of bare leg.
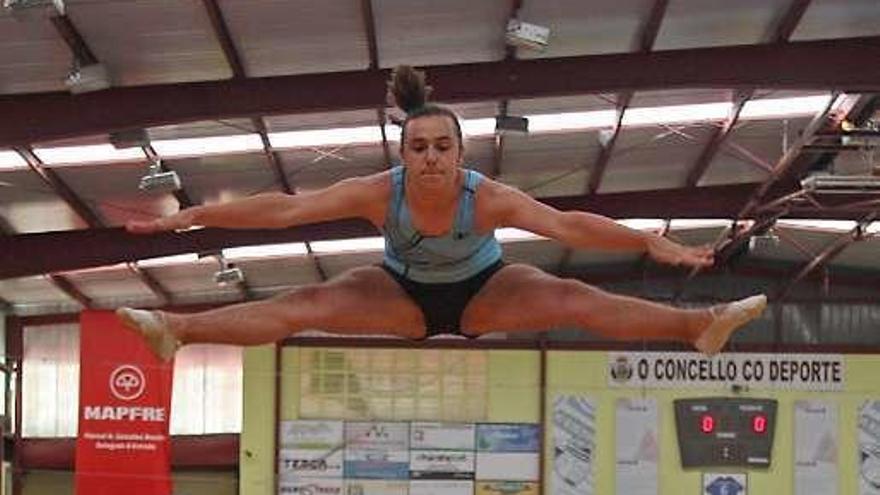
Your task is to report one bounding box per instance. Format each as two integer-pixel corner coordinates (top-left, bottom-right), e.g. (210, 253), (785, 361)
(461, 264), (765, 353)
(118, 266), (426, 360)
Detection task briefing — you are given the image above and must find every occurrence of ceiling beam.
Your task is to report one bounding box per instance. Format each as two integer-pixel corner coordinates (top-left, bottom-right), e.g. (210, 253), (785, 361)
(2, 35), (879, 147)
(6, 181), (880, 280)
(50, 14), (98, 65)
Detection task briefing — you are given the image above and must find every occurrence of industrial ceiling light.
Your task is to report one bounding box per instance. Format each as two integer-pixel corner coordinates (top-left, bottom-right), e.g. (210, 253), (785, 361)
(495, 114), (529, 135)
(801, 174), (880, 194)
(138, 158), (181, 194)
(2, 0), (63, 19)
(505, 18), (550, 51)
(213, 254), (245, 287)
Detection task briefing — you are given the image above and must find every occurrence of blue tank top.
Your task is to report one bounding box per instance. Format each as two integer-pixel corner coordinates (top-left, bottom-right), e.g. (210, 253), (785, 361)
(382, 166), (503, 283)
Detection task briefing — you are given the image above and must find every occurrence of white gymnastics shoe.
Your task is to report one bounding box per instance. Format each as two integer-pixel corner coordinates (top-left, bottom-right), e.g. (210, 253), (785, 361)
(694, 294), (767, 356)
(116, 307), (181, 362)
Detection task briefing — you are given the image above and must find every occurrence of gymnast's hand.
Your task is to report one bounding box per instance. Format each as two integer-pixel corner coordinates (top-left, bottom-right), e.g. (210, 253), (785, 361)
(646, 235), (714, 268)
(125, 209), (196, 234)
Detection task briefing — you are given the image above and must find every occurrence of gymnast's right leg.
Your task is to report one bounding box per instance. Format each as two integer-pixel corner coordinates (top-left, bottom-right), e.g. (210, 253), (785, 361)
(117, 266), (426, 360)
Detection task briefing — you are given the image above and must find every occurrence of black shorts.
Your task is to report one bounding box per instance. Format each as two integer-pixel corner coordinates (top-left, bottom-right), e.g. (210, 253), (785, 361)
(380, 260), (506, 338)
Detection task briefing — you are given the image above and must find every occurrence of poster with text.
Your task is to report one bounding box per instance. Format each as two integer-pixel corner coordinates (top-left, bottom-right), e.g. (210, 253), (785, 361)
(411, 422), (475, 451)
(551, 395), (595, 495)
(859, 400), (880, 494)
(279, 478), (343, 495)
(278, 448), (344, 480)
(615, 397), (658, 495)
(344, 422), (409, 479)
(794, 400), (838, 495)
(344, 479), (408, 495)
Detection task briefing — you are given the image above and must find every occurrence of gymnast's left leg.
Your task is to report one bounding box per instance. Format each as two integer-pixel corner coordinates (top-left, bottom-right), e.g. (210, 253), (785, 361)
(460, 263), (765, 354)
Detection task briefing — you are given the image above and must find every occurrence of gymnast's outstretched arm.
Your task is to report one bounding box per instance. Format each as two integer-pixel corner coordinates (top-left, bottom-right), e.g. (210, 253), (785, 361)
(478, 178), (714, 268)
(125, 172), (390, 233)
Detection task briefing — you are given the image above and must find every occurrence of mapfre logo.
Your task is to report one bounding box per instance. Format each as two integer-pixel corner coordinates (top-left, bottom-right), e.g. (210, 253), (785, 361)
(109, 365), (146, 401)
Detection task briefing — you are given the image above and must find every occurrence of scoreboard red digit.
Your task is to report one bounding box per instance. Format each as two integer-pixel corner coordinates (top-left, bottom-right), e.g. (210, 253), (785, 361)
(674, 397), (778, 468)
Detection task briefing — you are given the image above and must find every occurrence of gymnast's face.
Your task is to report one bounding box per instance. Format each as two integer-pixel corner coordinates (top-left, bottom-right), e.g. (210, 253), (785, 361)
(401, 115), (463, 193)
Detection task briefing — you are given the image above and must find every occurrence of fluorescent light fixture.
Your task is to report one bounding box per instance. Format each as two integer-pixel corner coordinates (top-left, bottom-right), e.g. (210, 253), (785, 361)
(623, 102), (731, 127)
(136, 253), (199, 267)
(495, 228), (544, 241)
(800, 174), (880, 194)
(151, 134), (263, 158)
(460, 118), (497, 138)
(867, 222), (879, 235)
(0, 150), (27, 169)
(618, 218), (666, 231)
(269, 126), (385, 149)
(670, 219), (732, 229)
(777, 220), (858, 231)
(311, 236), (385, 254)
(33, 144), (146, 165)
(741, 94), (832, 120)
(526, 110), (617, 133)
(223, 242), (308, 260)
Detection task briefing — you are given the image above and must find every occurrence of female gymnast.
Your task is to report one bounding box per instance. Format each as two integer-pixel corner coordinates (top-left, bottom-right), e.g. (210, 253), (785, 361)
(118, 65), (766, 361)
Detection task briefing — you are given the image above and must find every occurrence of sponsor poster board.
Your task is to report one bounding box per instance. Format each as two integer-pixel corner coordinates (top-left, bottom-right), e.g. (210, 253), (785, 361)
(76, 310), (173, 495)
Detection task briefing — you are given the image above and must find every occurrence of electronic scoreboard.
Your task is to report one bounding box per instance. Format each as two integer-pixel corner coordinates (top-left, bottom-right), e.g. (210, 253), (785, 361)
(674, 397), (777, 468)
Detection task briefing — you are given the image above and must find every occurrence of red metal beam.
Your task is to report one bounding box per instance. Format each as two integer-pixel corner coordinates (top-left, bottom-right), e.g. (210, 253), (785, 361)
(19, 434), (238, 470)
(50, 15), (98, 66)
(2, 36), (879, 147)
(15, 147), (104, 228)
(47, 274), (93, 308)
(776, 211), (879, 300)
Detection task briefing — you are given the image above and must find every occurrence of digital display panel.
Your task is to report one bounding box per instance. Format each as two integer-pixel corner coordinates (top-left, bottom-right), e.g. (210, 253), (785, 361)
(674, 397), (777, 468)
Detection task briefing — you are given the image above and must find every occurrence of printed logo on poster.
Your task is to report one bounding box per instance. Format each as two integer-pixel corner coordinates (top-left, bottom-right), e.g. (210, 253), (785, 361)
(278, 478), (343, 495)
(278, 449), (344, 479)
(109, 365), (146, 401)
(607, 352), (844, 391)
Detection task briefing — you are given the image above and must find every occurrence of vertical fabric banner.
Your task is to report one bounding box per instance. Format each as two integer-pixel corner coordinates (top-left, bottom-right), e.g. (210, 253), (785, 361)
(794, 400), (838, 495)
(615, 398), (658, 495)
(76, 310), (174, 495)
(551, 395), (596, 495)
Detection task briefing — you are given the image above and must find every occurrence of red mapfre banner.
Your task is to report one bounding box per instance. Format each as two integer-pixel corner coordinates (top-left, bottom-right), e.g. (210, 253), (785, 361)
(76, 310), (174, 495)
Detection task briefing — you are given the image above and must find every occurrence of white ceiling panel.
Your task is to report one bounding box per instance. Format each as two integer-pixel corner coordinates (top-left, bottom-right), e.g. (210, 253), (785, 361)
(655, 0), (792, 50)
(0, 169), (88, 232)
(375, 0), (508, 67)
(792, 0), (880, 41)
(219, 0), (368, 76)
(699, 118), (806, 187)
(600, 124), (715, 193)
(0, 274), (74, 305)
(61, 265), (161, 306)
(265, 109), (380, 133)
(0, 12), (70, 94)
(517, 0), (655, 58)
(167, 152), (281, 204)
(232, 255), (322, 288)
(66, 0), (231, 86)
